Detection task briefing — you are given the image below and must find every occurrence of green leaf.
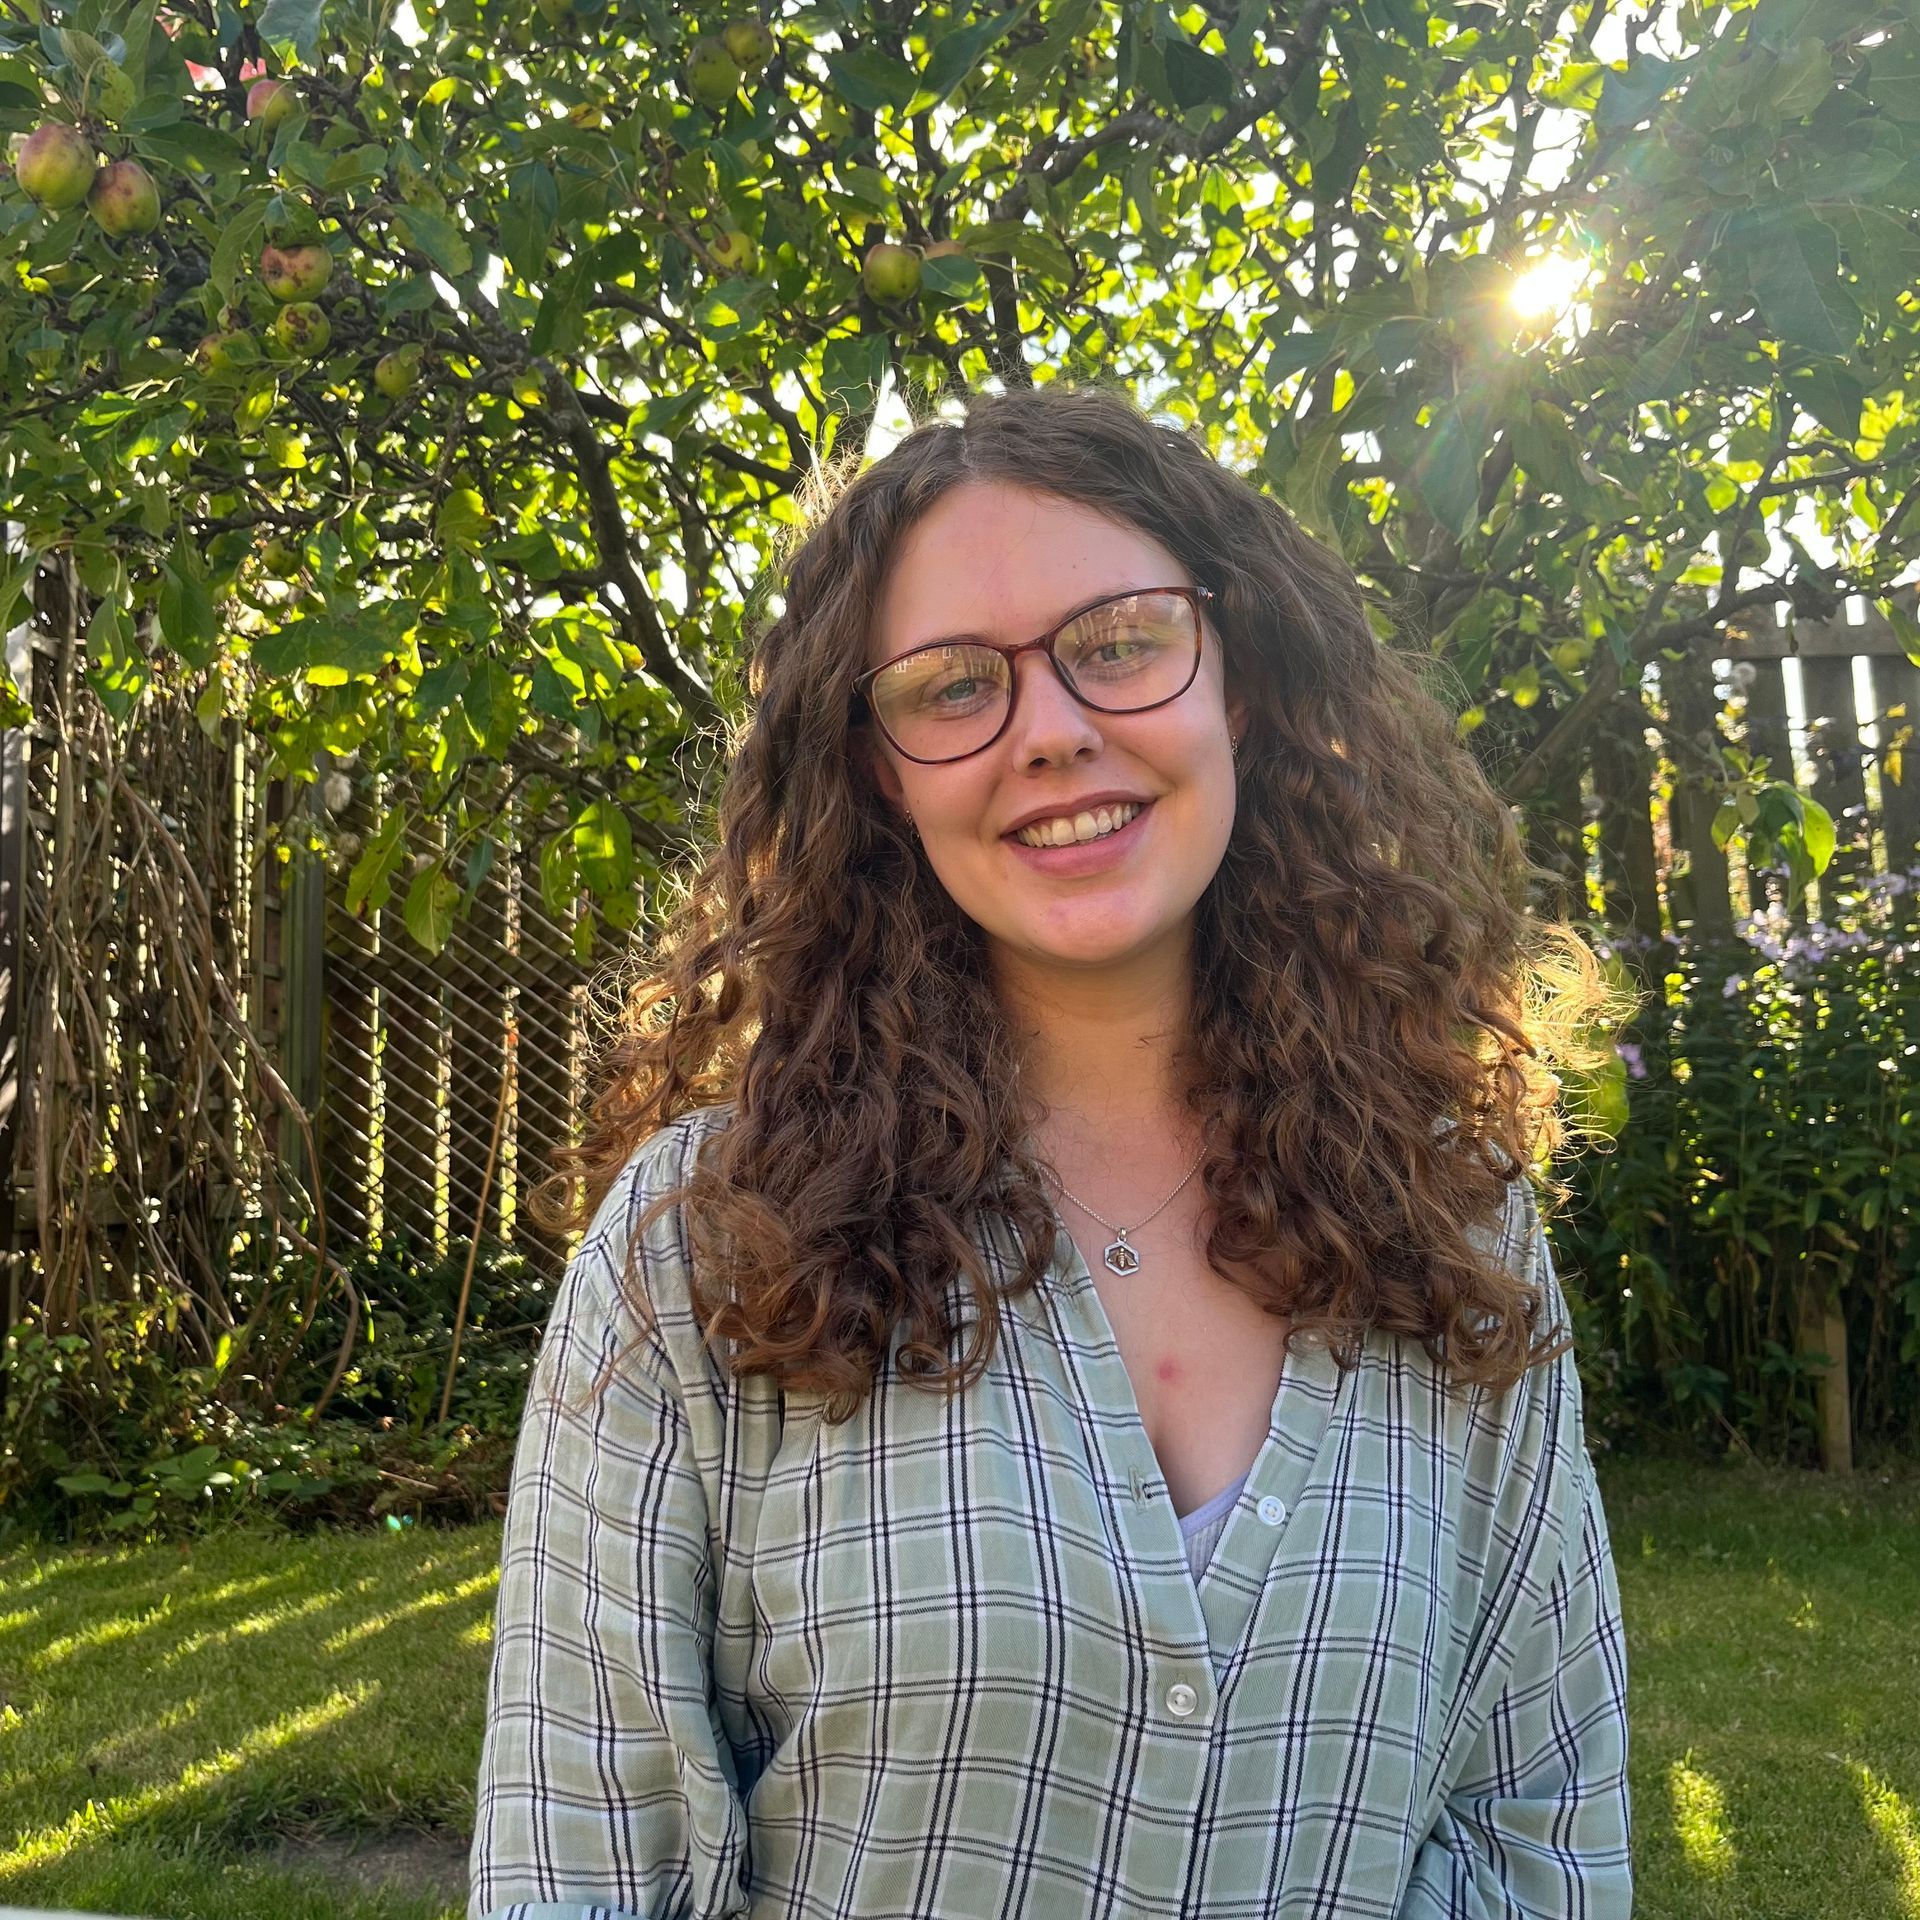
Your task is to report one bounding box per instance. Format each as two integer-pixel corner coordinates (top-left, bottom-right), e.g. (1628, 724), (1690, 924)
(1784, 362), (1865, 446)
(435, 486), (491, 551)
(210, 200), (271, 310)
(393, 203), (473, 277)
(820, 331), (889, 417)
(1410, 407), (1483, 540)
(1621, 315), (1697, 404)
(502, 160), (558, 284)
(256, 0), (324, 61)
(571, 797), (633, 894)
(826, 45), (919, 112)
(1263, 325), (1335, 386)
(919, 3), (1034, 106)
(1747, 216), (1856, 359)
(1799, 795), (1835, 875)
(1281, 420), (1347, 543)
(157, 534), (216, 669)
(1879, 598), (1920, 669)
(0, 543), (41, 641)
(1163, 41), (1237, 110)
(920, 250), (984, 298)
(403, 861), (461, 954)
(346, 805), (409, 916)
(1596, 54), (1681, 135)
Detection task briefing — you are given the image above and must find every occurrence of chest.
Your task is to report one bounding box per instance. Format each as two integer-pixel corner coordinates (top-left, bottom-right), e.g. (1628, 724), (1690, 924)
(1063, 1205), (1291, 1519)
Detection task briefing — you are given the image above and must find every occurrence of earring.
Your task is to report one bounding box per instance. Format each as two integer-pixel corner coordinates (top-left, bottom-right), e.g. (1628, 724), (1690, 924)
(1230, 735), (1241, 763)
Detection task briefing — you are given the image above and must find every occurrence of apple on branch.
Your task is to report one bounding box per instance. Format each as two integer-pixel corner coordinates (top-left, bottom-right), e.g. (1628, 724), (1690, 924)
(88, 160), (162, 237)
(722, 20), (775, 72)
(274, 300), (331, 355)
(246, 77), (300, 134)
(708, 229), (757, 274)
(15, 123), (98, 211)
(862, 241), (921, 304)
(684, 37), (741, 109)
(375, 343), (424, 398)
(260, 242), (333, 302)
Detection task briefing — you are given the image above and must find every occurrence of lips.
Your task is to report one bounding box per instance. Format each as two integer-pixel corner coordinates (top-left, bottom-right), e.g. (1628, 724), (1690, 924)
(1001, 797), (1155, 871)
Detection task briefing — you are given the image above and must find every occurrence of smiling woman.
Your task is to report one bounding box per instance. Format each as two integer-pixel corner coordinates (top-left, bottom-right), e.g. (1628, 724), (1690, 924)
(468, 379), (1638, 1920)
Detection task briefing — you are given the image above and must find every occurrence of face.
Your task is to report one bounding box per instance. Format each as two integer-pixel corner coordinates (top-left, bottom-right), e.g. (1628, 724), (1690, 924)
(862, 480), (1246, 985)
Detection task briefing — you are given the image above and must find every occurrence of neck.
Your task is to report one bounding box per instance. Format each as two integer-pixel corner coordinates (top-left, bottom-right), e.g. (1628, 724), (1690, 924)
(994, 933), (1201, 1151)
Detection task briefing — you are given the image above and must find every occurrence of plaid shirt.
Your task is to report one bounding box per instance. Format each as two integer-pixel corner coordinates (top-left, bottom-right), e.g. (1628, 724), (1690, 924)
(470, 1103), (1631, 1919)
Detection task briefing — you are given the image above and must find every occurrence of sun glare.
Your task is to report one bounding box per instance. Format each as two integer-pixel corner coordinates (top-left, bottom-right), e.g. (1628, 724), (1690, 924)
(1510, 252), (1592, 321)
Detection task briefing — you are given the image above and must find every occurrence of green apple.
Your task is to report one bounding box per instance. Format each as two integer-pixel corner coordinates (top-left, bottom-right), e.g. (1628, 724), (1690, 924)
(15, 123), (98, 211)
(274, 300), (331, 355)
(374, 342), (424, 397)
(684, 37), (741, 109)
(709, 228), (757, 274)
(721, 20), (775, 71)
(194, 328), (255, 373)
(246, 77), (299, 133)
(862, 241), (921, 304)
(535, 0), (573, 26)
(259, 242), (332, 302)
(260, 535), (303, 576)
(86, 159), (161, 237)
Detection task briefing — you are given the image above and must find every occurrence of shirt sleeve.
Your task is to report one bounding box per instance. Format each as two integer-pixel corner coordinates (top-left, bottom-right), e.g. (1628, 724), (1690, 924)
(1395, 1196), (1634, 1919)
(467, 1155), (752, 1920)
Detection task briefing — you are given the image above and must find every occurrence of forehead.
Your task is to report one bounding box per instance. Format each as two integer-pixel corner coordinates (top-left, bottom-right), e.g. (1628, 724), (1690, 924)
(868, 482), (1187, 666)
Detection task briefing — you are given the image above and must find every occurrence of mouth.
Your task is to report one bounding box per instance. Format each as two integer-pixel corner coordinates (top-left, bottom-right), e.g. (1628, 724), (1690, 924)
(1002, 798), (1155, 870)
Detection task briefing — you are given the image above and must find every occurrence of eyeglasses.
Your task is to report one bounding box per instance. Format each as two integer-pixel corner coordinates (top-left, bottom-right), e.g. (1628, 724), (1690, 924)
(852, 585), (1214, 766)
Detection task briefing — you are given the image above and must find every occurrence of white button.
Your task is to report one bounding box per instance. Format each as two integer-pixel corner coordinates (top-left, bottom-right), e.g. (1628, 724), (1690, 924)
(1165, 1682), (1198, 1717)
(1257, 1495), (1287, 1526)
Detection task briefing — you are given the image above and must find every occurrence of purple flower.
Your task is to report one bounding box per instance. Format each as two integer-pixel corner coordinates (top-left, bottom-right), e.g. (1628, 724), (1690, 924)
(1724, 973), (1746, 999)
(1616, 1041), (1648, 1080)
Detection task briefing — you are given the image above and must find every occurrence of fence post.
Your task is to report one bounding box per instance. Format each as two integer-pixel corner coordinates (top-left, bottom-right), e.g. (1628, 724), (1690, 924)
(1662, 648), (1735, 942)
(449, 782), (510, 1259)
(0, 602), (28, 1372)
(1798, 1284), (1854, 1474)
(1800, 651), (1872, 906)
(1736, 657), (1798, 917)
(382, 794), (446, 1262)
(1590, 693), (1669, 992)
(277, 775), (326, 1212)
(321, 759), (376, 1248)
(1868, 650), (1920, 912)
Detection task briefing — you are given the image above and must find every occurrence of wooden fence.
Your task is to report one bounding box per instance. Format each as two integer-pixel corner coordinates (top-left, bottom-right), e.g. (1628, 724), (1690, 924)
(0, 583), (1913, 1460)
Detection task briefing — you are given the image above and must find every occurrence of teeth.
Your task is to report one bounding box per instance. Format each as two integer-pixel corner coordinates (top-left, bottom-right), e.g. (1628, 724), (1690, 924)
(1014, 801), (1143, 849)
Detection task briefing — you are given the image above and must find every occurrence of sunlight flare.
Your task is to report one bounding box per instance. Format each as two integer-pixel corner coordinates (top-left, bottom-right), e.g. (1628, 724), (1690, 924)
(1668, 1753), (1737, 1878)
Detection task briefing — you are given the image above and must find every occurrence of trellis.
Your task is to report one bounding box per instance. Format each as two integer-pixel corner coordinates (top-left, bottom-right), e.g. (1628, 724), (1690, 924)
(0, 579), (1914, 1462)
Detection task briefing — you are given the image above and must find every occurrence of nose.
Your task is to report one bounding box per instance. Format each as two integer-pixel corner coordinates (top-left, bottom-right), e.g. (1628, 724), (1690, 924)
(1003, 646), (1104, 765)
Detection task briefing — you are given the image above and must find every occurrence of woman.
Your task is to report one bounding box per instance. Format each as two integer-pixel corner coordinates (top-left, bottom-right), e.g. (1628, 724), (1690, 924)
(468, 382), (1635, 1919)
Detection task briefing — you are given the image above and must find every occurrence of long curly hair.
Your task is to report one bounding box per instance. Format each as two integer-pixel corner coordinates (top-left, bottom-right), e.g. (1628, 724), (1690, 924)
(529, 379), (1631, 1421)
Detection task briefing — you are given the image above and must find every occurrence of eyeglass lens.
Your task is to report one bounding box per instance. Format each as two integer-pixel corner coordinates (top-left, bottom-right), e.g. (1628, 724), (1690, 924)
(869, 590), (1199, 763)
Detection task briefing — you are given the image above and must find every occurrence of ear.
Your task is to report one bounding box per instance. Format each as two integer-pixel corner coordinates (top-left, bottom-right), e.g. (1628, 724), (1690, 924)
(858, 724), (908, 811)
(1226, 691), (1249, 746)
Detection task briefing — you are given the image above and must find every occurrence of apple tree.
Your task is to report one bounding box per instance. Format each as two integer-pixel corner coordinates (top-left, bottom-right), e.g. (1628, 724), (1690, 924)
(1, 0), (1916, 949)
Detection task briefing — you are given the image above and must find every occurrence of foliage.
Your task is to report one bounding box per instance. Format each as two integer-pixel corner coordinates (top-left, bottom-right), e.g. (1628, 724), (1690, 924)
(1556, 868), (1920, 1461)
(0, 1234), (544, 1544)
(4, 0), (1916, 950)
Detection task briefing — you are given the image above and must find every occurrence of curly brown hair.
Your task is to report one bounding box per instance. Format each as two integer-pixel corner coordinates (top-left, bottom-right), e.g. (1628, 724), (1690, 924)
(529, 379), (1631, 1422)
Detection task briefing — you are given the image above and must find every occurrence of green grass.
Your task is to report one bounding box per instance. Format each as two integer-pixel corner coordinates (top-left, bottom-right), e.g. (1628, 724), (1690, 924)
(1, 1461), (1916, 1918)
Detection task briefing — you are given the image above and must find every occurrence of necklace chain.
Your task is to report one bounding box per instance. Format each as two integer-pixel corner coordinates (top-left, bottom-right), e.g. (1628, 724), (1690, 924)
(1048, 1144), (1207, 1278)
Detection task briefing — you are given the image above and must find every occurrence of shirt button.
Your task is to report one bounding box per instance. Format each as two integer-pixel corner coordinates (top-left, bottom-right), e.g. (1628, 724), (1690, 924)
(1257, 1495), (1287, 1526)
(1165, 1682), (1198, 1717)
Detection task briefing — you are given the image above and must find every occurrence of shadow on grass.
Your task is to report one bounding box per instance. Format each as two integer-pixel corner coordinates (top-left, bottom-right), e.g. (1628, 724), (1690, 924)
(0, 1525), (503, 1920)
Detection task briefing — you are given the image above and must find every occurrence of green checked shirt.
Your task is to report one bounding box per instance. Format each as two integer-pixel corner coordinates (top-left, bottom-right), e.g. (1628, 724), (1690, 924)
(469, 1102), (1631, 1919)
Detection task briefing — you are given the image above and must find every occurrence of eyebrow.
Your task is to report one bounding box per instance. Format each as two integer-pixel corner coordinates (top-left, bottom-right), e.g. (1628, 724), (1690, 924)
(880, 583), (1169, 668)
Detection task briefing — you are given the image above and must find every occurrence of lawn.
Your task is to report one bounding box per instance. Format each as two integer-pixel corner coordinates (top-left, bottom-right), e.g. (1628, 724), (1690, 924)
(1, 1459), (1915, 1919)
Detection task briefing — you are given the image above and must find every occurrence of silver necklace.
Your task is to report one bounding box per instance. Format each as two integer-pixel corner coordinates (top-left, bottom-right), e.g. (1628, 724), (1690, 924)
(1048, 1145), (1207, 1277)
